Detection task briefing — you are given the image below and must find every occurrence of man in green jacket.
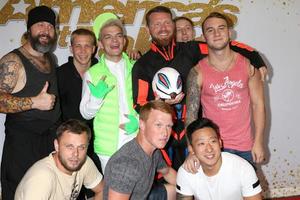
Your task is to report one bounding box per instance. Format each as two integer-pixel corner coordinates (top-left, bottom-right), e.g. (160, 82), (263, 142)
(80, 13), (138, 171)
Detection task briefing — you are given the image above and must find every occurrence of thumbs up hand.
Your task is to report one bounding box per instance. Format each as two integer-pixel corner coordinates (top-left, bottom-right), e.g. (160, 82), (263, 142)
(31, 81), (56, 110)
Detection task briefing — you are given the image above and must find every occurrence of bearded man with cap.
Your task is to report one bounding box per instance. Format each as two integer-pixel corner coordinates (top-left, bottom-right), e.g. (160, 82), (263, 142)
(0, 5), (61, 199)
(80, 12), (138, 171)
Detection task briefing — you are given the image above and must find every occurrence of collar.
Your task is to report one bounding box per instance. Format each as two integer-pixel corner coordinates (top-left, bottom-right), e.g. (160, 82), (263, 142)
(150, 39), (176, 61)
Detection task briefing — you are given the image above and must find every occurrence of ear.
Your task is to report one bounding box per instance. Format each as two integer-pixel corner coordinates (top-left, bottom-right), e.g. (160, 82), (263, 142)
(139, 119), (145, 131)
(229, 28), (233, 40)
(219, 138), (223, 148)
(189, 143), (195, 154)
(98, 40), (104, 50)
(70, 46), (73, 54)
(123, 37), (127, 47)
(146, 25), (150, 35)
(54, 139), (59, 152)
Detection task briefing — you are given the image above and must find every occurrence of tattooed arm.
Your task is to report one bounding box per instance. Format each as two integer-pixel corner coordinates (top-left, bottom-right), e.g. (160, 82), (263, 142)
(0, 53), (55, 113)
(183, 66), (202, 173)
(0, 53), (33, 113)
(185, 66), (202, 128)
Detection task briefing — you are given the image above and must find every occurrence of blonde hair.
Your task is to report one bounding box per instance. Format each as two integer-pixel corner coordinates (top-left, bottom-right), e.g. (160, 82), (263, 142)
(139, 100), (173, 121)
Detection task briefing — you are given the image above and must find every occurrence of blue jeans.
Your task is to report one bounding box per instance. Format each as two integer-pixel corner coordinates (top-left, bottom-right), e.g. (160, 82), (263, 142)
(222, 148), (256, 169)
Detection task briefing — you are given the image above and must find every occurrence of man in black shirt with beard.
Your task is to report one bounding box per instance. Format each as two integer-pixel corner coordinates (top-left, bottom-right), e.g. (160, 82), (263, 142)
(0, 6), (61, 199)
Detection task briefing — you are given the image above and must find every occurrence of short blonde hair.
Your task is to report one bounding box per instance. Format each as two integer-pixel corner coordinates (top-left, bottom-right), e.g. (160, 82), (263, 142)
(139, 100), (173, 122)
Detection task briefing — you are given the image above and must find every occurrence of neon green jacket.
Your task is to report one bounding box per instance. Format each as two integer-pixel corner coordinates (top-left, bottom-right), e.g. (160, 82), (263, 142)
(88, 53), (138, 156)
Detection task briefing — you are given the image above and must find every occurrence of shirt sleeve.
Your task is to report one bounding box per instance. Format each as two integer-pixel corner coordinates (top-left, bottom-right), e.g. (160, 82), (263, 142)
(79, 71), (104, 119)
(156, 150), (167, 170)
(15, 169), (54, 200)
(240, 160), (262, 197)
(82, 157), (103, 189)
(105, 158), (141, 195)
(176, 166), (194, 196)
(187, 41), (207, 64)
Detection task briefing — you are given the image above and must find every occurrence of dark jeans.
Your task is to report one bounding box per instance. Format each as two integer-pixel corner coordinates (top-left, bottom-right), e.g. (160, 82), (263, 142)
(147, 181), (167, 200)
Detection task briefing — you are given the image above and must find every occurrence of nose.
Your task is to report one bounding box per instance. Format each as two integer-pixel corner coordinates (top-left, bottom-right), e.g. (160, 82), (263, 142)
(111, 36), (117, 42)
(214, 29), (220, 36)
(43, 23), (52, 33)
(160, 23), (167, 31)
(40, 26), (49, 35)
(205, 143), (213, 152)
(162, 126), (169, 137)
(182, 29), (187, 35)
(80, 46), (86, 53)
(73, 147), (79, 157)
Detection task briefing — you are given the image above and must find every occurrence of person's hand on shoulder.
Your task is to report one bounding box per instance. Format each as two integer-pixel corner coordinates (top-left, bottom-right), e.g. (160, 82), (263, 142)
(127, 49), (141, 60)
(183, 150), (200, 174)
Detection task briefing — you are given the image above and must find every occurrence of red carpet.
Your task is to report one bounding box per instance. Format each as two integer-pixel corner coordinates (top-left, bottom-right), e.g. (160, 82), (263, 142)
(267, 196), (300, 200)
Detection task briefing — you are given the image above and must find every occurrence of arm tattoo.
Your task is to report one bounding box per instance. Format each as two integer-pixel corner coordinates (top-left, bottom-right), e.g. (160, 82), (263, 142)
(176, 193), (194, 200)
(185, 67), (201, 128)
(0, 93), (33, 113)
(0, 53), (33, 113)
(0, 56), (19, 93)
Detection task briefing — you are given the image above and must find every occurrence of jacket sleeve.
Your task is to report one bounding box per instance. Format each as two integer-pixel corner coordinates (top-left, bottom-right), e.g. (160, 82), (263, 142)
(229, 41), (266, 69)
(80, 71), (104, 120)
(196, 41), (266, 69)
(132, 61), (151, 113)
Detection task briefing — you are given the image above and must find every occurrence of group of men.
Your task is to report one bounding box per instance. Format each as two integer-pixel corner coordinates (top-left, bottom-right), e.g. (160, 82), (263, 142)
(0, 4), (266, 200)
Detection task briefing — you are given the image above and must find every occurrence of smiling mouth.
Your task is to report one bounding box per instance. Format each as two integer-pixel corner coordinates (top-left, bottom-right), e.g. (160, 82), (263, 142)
(110, 45), (120, 49)
(213, 38), (223, 42)
(204, 154), (215, 159)
(78, 55), (88, 59)
(158, 31), (170, 36)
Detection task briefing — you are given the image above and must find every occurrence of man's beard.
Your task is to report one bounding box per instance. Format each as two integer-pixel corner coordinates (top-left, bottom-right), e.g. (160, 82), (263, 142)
(28, 31), (57, 53)
(58, 153), (86, 173)
(152, 32), (174, 47)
